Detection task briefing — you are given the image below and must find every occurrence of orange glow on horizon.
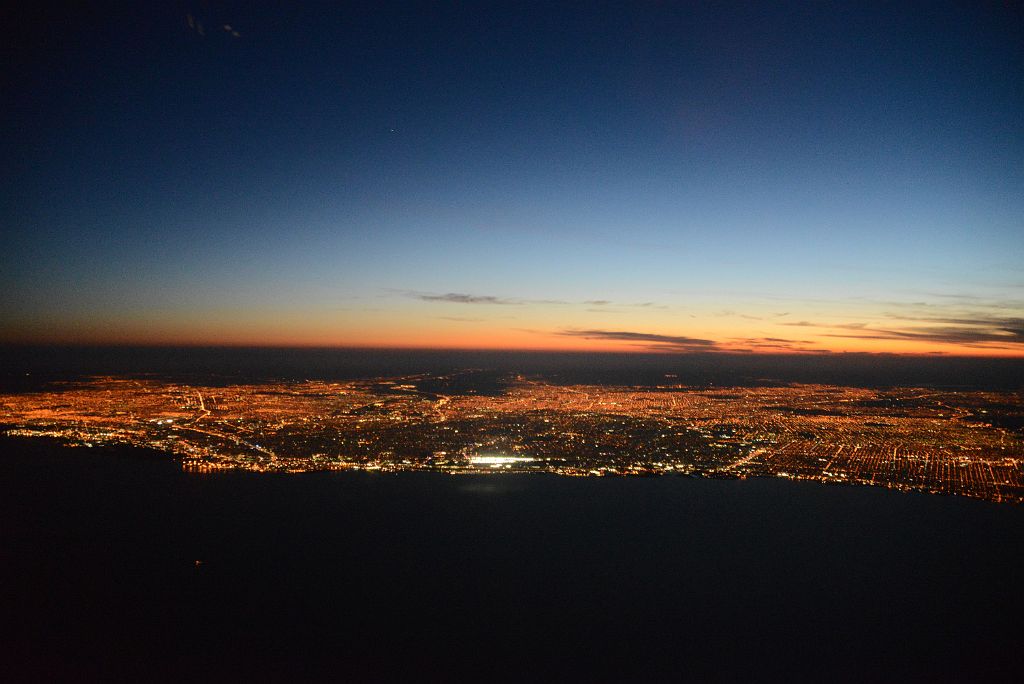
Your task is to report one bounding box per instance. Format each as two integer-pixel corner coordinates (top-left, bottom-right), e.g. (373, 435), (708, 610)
(3, 297), (1021, 357)
(2, 327), (1021, 358)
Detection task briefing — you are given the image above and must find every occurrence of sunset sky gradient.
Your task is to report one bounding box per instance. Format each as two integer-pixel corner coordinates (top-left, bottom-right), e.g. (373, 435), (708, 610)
(3, 2), (1022, 355)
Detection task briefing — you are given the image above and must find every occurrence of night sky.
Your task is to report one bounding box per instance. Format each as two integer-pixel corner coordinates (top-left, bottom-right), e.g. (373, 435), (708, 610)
(3, 2), (1022, 354)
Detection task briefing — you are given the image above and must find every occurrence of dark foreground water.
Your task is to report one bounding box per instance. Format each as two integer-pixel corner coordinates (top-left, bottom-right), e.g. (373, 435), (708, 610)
(2, 437), (1021, 682)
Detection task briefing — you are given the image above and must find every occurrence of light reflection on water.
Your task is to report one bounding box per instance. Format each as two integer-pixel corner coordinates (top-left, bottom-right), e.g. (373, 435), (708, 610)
(458, 480), (526, 494)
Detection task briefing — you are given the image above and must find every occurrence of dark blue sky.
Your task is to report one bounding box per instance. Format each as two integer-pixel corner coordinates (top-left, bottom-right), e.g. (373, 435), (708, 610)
(3, 2), (1023, 352)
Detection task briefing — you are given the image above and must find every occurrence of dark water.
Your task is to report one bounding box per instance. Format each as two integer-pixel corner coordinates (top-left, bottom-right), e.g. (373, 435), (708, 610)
(2, 437), (1021, 682)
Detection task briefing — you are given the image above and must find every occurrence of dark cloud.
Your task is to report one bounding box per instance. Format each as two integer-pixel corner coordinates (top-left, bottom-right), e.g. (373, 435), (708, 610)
(581, 300), (668, 311)
(402, 290), (580, 306)
(416, 292), (519, 305)
(824, 329), (1022, 345)
(407, 291), (668, 309)
(896, 316), (1024, 335)
(728, 336), (825, 352)
(780, 315), (1024, 348)
(819, 317), (1024, 346)
(782, 320), (861, 330)
(557, 329), (719, 351)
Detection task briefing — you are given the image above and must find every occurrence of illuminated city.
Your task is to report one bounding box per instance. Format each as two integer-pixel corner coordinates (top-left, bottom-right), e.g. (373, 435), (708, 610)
(4, 371), (1021, 503)
(3, 2), (1023, 679)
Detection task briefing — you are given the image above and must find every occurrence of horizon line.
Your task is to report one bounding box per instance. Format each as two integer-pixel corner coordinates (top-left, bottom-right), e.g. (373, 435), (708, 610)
(1, 341), (1021, 360)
